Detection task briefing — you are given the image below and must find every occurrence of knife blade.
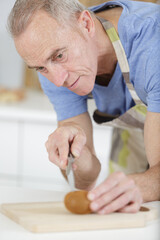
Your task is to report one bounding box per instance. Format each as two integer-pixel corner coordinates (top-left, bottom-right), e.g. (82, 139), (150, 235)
(66, 152), (76, 191)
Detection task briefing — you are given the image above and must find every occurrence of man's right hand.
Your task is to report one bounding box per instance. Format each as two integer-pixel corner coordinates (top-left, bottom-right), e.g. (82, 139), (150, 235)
(45, 122), (86, 169)
(45, 112), (101, 190)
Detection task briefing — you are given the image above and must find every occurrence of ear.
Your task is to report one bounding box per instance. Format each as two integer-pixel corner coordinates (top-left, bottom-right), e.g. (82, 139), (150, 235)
(77, 10), (95, 37)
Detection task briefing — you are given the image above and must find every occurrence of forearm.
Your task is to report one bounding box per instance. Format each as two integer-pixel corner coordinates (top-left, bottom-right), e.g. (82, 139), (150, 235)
(58, 113), (101, 190)
(129, 162), (160, 202)
(61, 145), (101, 190)
(133, 112), (160, 202)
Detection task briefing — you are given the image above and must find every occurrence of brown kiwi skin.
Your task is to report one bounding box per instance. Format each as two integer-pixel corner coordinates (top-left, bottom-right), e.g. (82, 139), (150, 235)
(64, 190), (92, 214)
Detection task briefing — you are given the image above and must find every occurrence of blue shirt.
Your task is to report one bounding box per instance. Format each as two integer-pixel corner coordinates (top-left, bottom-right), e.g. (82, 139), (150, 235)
(39, 0), (160, 121)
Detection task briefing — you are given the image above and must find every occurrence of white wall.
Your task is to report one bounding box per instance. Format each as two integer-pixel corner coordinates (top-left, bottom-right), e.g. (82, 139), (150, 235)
(0, 0), (24, 89)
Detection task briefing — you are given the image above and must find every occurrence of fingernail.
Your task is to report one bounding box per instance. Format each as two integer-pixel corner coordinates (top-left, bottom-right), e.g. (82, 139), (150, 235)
(72, 150), (80, 158)
(88, 192), (95, 201)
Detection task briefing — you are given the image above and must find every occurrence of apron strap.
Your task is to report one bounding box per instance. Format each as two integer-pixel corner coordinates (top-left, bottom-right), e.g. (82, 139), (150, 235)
(97, 16), (142, 105)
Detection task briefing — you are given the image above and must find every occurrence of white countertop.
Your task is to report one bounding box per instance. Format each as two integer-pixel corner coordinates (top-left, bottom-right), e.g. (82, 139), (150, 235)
(0, 186), (159, 240)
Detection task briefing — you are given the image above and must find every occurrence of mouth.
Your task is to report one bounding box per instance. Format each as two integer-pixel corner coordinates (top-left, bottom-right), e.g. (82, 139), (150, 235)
(67, 77), (80, 90)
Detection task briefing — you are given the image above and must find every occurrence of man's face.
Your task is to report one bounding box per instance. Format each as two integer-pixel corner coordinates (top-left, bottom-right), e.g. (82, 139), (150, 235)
(15, 10), (98, 96)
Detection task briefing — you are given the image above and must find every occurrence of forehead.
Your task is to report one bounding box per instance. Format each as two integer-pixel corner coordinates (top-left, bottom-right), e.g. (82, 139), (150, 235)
(28, 10), (69, 38)
(14, 10), (78, 60)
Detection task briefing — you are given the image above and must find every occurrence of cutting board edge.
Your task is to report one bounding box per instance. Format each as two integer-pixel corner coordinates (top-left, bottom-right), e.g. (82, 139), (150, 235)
(0, 202), (158, 233)
(0, 205), (21, 226)
(18, 218), (147, 233)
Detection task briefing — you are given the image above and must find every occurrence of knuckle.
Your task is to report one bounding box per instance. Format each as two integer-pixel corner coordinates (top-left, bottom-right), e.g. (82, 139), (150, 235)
(102, 193), (112, 204)
(128, 178), (135, 187)
(124, 192), (132, 203)
(48, 150), (55, 161)
(133, 186), (139, 195)
(48, 153), (60, 167)
(119, 197), (128, 207)
(99, 184), (108, 194)
(55, 130), (64, 141)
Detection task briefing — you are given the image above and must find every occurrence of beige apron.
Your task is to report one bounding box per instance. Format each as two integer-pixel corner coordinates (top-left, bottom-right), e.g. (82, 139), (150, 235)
(95, 17), (148, 174)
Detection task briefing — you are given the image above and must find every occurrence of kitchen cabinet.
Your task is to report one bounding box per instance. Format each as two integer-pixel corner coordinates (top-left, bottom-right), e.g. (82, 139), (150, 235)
(22, 122), (57, 178)
(0, 120), (19, 175)
(21, 121), (69, 191)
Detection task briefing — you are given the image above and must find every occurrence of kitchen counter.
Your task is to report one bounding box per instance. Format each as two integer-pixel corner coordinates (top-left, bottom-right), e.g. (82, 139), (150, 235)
(0, 186), (159, 240)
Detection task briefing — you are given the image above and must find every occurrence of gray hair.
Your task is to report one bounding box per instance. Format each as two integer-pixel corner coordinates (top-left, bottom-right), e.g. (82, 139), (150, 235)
(8, 0), (87, 38)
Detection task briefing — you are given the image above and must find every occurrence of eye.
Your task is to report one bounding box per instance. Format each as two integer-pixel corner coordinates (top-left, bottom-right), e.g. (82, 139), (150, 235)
(54, 51), (67, 62)
(56, 53), (63, 59)
(36, 66), (46, 72)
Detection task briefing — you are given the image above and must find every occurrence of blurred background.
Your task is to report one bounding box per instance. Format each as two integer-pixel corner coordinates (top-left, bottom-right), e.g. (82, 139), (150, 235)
(0, 0), (158, 91)
(0, 0), (158, 191)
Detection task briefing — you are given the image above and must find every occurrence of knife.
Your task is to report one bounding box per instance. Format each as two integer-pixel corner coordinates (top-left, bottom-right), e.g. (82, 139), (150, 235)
(66, 152), (76, 191)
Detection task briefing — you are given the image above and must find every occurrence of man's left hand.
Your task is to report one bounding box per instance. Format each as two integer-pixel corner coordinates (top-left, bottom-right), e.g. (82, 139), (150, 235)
(87, 171), (142, 214)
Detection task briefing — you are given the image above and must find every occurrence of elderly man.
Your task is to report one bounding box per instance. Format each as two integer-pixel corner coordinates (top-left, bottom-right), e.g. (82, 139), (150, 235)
(8, 0), (160, 214)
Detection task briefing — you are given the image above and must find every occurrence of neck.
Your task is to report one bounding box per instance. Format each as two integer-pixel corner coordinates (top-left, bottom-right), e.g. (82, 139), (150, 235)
(94, 17), (117, 76)
(94, 6), (122, 76)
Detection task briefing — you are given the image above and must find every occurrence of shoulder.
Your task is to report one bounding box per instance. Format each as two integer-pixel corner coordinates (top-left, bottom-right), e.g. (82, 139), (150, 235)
(117, 1), (160, 58)
(95, 6), (123, 32)
(145, 46), (160, 90)
(92, 0), (160, 33)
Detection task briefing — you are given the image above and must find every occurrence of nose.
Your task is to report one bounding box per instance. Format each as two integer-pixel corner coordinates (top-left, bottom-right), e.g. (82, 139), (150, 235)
(48, 64), (68, 87)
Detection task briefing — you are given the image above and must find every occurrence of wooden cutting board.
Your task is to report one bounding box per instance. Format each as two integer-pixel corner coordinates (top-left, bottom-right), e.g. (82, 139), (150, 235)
(0, 201), (158, 233)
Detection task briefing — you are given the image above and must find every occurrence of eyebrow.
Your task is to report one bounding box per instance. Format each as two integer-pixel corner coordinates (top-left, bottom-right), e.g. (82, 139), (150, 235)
(27, 47), (66, 69)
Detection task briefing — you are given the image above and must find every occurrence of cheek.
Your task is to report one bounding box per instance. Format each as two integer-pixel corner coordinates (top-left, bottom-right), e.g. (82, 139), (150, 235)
(69, 39), (94, 66)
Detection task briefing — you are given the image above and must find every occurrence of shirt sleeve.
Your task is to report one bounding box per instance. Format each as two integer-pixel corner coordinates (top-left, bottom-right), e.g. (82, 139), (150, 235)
(38, 74), (88, 121)
(145, 46), (160, 113)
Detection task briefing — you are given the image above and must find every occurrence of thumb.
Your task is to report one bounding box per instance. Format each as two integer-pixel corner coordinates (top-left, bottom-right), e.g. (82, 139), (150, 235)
(71, 134), (86, 157)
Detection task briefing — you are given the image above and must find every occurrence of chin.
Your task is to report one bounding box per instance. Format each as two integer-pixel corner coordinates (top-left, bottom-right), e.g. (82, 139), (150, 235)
(77, 90), (92, 96)
(78, 92), (89, 96)
(78, 80), (95, 96)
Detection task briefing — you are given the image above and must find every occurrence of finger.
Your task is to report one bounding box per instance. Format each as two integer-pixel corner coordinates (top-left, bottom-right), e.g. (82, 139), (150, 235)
(88, 172), (126, 201)
(118, 189), (143, 213)
(89, 178), (135, 212)
(71, 133), (86, 157)
(48, 148), (62, 168)
(97, 189), (136, 214)
(118, 202), (141, 213)
(58, 142), (70, 168)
